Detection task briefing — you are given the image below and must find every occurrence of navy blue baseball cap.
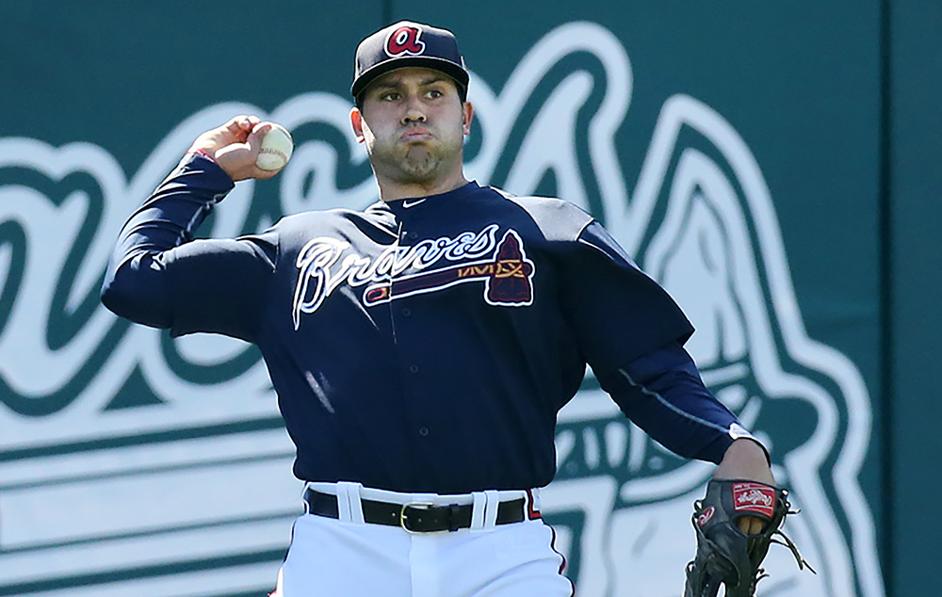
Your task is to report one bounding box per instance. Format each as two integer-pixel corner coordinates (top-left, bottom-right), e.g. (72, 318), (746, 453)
(351, 21), (470, 100)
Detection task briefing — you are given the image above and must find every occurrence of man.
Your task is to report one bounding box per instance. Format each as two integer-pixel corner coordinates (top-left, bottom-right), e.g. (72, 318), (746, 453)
(101, 20), (775, 596)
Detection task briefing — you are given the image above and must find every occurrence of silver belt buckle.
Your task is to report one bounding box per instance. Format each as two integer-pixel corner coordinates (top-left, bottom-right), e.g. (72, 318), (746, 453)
(400, 502), (436, 534)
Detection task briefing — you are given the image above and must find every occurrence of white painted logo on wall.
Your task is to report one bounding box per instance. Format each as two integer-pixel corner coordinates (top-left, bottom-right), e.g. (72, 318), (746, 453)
(0, 22), (882, 597)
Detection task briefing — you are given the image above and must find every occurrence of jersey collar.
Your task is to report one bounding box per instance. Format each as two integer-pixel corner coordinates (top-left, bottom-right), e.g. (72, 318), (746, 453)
(380, 180), (480, 214)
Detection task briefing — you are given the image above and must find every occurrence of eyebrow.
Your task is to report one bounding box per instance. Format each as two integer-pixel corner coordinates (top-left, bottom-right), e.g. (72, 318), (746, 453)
(371, 76), (448, 90)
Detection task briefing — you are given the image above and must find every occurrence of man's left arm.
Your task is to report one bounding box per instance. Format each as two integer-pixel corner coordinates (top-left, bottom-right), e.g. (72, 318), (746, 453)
(556, 220), (773, 487)
(613, 342), (775, 530)
(555, 219), (808, 588)
(611, 342), (769, 465)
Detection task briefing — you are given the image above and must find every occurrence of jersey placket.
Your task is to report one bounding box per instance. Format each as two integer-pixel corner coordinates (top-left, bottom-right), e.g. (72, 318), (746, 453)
(388, 209), (436, 479)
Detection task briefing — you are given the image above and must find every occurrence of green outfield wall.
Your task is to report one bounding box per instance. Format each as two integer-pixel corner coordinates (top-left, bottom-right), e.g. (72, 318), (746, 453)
(0, 2), (937, 595)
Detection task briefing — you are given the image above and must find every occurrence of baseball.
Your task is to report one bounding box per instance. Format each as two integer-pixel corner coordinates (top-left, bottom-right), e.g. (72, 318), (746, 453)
(256, 123), (294, 171)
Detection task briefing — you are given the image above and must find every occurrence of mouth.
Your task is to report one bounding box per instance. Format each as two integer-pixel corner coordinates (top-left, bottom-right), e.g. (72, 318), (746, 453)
(400, 128), (433, 141)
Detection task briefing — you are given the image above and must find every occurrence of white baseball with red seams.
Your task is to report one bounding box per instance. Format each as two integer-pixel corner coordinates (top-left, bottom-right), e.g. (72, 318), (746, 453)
(256, 123), (294, 171)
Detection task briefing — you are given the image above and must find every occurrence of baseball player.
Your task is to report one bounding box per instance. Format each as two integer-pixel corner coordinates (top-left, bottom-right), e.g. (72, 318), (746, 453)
(101, 21), (783, 596)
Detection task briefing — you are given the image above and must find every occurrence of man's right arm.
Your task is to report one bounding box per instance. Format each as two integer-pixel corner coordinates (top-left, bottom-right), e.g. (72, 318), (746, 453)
(100, 116), (282, 342)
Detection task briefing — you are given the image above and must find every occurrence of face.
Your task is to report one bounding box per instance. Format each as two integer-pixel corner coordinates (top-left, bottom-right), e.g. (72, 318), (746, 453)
(351, 67), (473, 185)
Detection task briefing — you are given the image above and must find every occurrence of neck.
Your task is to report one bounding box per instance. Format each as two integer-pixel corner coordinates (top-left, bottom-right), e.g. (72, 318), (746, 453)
(375, 167), (470, 202)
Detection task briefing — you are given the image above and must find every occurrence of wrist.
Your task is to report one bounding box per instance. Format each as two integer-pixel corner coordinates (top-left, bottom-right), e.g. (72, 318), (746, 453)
(732, 436), (771, 466)
(188, 147), (217, 163)
(715, 438), (775, 484)
(175, 152), (237, 194)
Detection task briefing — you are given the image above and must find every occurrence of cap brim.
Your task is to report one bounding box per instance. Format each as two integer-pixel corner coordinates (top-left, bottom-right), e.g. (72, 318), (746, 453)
(351, 56), (469, 98)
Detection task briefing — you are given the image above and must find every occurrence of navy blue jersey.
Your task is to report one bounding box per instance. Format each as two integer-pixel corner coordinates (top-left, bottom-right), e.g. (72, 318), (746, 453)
(101, 155), (753, 494)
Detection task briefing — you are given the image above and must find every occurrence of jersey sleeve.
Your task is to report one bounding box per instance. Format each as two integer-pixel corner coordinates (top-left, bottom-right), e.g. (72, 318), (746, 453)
(100, 154), (278, 342)
(559, 220), (761, 463)
(614, 342), (762, 463)
(559, 220), (694, 367)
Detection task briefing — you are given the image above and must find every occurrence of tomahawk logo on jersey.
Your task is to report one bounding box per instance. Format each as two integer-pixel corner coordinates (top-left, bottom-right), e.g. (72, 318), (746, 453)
(360, 229), (534, 308)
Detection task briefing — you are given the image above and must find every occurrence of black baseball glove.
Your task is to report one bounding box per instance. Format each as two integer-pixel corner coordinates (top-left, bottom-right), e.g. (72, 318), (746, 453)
(683, 479), (814, 597)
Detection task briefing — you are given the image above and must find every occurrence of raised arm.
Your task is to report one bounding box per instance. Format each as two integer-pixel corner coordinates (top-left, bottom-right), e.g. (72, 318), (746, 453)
(100, 116), (283, 341)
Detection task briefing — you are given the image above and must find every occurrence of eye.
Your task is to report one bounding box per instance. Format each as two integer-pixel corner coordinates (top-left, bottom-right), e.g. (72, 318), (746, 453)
(426, 89), (444, 99)
(380, 91), (400, 101)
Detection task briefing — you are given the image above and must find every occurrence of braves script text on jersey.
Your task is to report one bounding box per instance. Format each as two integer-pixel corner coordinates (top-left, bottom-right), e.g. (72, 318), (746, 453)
(101, 155), (753, 495)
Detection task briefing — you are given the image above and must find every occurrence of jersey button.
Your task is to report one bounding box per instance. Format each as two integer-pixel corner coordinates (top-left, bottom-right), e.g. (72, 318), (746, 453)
(401, 307), (412, 317)
(408, 232), (419, 240)
(408, 364), (419, 374)
(418, 426), (430, 437)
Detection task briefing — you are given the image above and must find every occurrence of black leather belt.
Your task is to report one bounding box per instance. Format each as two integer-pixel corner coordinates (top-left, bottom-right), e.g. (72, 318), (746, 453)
(303, 488), (529, 533)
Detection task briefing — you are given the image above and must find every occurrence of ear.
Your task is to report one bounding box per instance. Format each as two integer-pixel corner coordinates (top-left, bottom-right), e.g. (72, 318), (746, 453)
(350, 107), (366, 144)
(462, 101), (474, 136)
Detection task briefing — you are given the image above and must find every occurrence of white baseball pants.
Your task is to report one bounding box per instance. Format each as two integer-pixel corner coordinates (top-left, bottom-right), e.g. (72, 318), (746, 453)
(272, 482), (574, 596)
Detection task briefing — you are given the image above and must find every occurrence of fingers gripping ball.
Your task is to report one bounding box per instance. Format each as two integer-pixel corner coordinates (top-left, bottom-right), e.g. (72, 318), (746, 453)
(683, 480), (814, 597)
(256, 124), (294, 171)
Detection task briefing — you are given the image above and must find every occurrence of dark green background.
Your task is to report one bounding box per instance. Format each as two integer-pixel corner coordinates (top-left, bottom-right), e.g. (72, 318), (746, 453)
(2, 1), (939, 595)
(889, 2), (942, 594)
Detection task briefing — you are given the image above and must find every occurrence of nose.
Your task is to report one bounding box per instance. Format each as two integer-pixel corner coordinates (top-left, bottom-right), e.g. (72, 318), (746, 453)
(400, 94), (427, 126)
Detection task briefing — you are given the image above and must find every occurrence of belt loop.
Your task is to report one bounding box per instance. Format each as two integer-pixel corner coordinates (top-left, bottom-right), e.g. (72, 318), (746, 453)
(529, 487), (542, 512)
(301, 483), (312, 515)
(524, 488), (542, 520)
(338, 481), (364, 524)
(483, 490), (500, 529)
(470, 492), (487, 530)
(335, 482), (354, 522)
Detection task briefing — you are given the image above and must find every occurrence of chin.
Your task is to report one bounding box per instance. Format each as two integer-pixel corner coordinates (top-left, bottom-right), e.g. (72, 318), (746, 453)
(400, 152), (438, 175)
(398, 168), (438, 184)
